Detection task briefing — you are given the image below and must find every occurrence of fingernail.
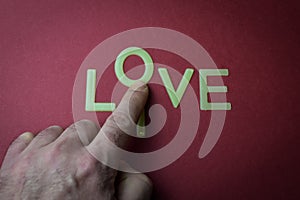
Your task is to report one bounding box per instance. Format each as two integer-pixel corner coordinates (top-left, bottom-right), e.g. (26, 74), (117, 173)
(130, 81), (147, 91)
(48, 125), (63, 132)
(20, 132), (34, 141)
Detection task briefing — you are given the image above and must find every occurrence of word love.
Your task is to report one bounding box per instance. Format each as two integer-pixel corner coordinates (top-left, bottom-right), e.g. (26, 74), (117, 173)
(85, 47), (231, 112)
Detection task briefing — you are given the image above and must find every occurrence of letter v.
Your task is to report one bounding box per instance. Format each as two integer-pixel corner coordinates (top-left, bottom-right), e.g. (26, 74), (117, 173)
(158, 68), (194, 108)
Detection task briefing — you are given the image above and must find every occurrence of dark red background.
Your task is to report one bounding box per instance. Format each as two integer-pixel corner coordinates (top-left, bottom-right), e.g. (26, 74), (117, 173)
(0, 0), (299, 199)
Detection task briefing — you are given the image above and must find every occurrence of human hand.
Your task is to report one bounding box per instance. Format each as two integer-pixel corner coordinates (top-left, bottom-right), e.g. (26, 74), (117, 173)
(0, 81), (152, 200)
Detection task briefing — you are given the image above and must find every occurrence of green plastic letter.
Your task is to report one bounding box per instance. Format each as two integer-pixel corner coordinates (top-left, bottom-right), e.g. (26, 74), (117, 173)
(115, 47), (154, 87)
(158, 68), (194, 108)
(136, 109), (146, 137)
(85, 69), (116, 111)
(199, 69), (231, 110)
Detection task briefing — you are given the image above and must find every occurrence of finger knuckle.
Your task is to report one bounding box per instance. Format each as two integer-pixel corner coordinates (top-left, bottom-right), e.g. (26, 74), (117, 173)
(77, 119), (98, 129)
(111, 111), (133, 131)
(75, 154), (96, 179)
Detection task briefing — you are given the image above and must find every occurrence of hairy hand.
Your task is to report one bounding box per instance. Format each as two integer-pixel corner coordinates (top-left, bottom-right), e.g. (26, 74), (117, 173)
(0, 81), (152, 200)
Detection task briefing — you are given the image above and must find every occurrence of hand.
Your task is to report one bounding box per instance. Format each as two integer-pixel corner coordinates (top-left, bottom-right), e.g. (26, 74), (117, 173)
(0, 81), (152, 200)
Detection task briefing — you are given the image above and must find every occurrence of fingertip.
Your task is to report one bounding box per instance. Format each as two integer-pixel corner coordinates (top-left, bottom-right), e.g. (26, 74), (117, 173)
(116, 172), (153, 200)
(48, 125), (63, 132)
(78, 119), (100, 130)
(19, 131), (34, 144)
(130, 80), (148, 92)
(7, 131), (34, 155)
(130, 173), (153, 192)
(26, 125), (63, 149)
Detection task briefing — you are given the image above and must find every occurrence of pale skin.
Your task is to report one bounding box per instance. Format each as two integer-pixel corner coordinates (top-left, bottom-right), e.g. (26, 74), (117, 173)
(0, 81), (152, 200)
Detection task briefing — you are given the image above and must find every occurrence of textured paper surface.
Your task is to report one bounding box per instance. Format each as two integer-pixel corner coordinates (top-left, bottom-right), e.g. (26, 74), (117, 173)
(0, 1), (299, 199)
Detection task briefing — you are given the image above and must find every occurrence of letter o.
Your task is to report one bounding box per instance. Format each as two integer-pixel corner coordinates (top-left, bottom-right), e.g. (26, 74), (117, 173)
(115, 47), (154, 87)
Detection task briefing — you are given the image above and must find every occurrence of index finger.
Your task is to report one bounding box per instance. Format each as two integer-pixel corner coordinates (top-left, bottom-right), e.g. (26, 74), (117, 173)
(87, 81), (148, 155)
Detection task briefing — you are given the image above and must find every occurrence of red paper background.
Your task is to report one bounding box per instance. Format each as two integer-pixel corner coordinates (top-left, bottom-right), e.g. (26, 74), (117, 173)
(0, 0), (299, 199)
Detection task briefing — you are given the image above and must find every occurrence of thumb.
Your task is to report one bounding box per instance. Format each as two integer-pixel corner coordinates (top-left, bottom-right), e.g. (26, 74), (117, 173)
(116, 172), (153, 200)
